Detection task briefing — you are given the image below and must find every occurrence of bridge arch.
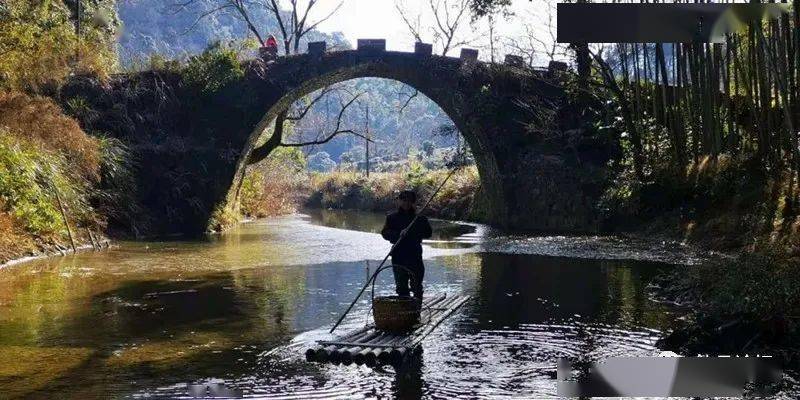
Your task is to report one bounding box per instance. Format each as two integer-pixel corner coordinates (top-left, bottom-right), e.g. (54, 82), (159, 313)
(219, 51), (529, 228)
(61, 49), (610, 235)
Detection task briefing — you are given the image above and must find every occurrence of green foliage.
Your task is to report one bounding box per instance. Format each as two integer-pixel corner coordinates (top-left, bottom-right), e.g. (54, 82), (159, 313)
(239, 169), (266, 217)
(239, 146), (309, 218)
(469, 0), (512, 18)
(94, 136), (142, 231)
(148, 54), (183, 72)
(0, 93), (110, 254)
(271, 146), (306, 170)
(0, 134), (62, 235)
(0, 0), (118, 91)
(404, 160), (434, 189)
(699, 252), (800, 318)
(181, 42), (244, 95)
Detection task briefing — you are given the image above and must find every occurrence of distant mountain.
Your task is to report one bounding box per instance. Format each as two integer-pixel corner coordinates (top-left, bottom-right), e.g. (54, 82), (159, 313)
(116, 0), (349, 64)
(291, 78), (461, 165)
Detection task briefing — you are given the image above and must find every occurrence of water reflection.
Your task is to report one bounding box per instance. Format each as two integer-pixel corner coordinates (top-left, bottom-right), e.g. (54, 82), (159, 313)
(305, 208), (477, 242)
(0, 210), (774, 399)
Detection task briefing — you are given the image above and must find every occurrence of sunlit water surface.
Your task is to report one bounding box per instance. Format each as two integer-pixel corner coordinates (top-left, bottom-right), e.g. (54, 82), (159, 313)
(0, 209), (795, 399)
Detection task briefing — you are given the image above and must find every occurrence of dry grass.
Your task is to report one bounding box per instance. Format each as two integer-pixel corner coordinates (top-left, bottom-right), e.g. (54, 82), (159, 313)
(240, 148), (310, 218)
(0, 209), (36, 264)
(0, 92), (103, 263)
(308, 166), (480, 220)
(0, 92), (100, 181)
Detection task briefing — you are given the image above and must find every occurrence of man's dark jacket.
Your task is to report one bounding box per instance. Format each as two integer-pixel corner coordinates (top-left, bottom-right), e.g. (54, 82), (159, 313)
(380, 208), (432, 267)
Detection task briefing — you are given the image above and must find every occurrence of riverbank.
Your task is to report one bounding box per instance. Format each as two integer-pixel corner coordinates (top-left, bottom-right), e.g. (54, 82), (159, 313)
(601, 155), (800, 367)
(0, 92), (119, 267)
(304, 167), (480, 221)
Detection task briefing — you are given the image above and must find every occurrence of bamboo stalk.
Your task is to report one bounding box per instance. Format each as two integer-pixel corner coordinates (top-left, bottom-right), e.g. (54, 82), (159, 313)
(52, 183), (76, 253)
(86, 227), (98, 251)
(355, 333), (394, 365)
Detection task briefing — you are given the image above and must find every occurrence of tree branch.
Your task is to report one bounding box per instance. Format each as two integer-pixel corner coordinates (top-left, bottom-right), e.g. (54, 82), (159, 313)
(398, 89), (419, 113)
(286, 86), (337, 121)
(248, 109), (288, 165)
(280, 129), (374, 147)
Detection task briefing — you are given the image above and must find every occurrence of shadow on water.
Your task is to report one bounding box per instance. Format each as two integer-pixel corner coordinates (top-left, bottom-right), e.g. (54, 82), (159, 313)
(473, 253), (671, 329)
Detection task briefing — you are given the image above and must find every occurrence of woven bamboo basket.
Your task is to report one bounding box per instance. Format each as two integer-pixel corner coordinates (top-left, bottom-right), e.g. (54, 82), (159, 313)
(373, 296), (421, 332)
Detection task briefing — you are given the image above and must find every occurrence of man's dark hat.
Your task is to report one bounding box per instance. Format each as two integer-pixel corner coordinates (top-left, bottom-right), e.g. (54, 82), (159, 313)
(397, 190), (417, 201)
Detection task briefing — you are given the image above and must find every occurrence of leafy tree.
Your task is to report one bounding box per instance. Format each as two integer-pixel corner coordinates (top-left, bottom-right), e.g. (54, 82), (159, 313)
(469, 0), (510, 19)
(422, 140), (435, 157)
(308, 151), (336, 172)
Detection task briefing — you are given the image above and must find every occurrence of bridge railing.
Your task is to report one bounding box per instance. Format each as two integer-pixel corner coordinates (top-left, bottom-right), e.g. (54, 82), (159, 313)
(256, 38), (553, 73)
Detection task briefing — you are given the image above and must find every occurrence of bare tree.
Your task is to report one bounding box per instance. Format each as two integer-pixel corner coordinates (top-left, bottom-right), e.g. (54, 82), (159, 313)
(395, 0), (475, 56)
(503, 5), (566, 66)
(173, 0), (343, 54)
(248, 86), (371, 165)
(262, 0), (344, 55)
(172, 0), (265, 43)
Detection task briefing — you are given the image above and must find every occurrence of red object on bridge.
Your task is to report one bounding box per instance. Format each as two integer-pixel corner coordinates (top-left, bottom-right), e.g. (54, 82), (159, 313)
(265, 35), (278, 50)
(261, 35), (279, 62)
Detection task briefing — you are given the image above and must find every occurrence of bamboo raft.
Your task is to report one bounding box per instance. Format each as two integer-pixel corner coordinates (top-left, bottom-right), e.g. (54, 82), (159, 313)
(306, 293), (470, 367)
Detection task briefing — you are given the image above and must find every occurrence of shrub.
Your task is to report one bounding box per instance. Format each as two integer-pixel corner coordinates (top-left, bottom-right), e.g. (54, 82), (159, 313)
(0, 134), (63, 234)
(0, 92), (106, 257)
(181, 42), (244, 95)
(0, 203), (35, 263)
(240, 147), (309, 217)
(0, 0), (118, 92)
(306, 166), (480, 219)
(0, 92), (100, 181)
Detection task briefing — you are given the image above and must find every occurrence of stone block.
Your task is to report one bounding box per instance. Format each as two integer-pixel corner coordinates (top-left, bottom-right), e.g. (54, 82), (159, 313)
(308, 41), (326, 55)
(357, 39), (386, 52)
(414, 42), (433, 56)
(548, 60), (568, 73)
(460, 48), (479, 62)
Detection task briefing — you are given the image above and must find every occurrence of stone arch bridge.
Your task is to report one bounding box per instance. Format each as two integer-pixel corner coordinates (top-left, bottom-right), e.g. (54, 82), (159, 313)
(63, 46), (612, 235)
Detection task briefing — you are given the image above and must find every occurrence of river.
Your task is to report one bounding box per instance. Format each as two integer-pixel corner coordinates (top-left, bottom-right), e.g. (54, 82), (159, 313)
(0, 209), (785, 398)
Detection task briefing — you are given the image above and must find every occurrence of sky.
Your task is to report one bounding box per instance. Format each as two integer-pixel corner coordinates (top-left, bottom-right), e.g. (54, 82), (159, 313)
(310, 0), (560, 63)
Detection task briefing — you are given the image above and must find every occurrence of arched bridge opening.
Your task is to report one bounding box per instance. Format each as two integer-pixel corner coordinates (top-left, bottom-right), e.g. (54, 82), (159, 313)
(225, 59), (515, 228)
(63, 47), (610, 236)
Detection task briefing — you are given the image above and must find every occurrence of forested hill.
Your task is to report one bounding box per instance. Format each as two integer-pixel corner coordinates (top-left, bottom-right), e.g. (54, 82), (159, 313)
(289, 78), (460, 171)
(116, 0), (349, 65)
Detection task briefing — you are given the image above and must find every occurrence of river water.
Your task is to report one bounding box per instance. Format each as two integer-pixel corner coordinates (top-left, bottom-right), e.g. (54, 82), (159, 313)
(0, 209), (785, 399)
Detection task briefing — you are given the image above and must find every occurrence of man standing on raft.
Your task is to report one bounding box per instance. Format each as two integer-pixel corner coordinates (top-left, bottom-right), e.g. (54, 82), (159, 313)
(381, 190), (433, 300)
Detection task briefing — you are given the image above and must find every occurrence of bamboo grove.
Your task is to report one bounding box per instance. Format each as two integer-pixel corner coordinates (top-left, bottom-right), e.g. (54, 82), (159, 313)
(589, 1), (800, 182)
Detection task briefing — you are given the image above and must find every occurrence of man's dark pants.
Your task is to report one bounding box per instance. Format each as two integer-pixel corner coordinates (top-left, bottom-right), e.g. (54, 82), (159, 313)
(392, 262), (424, 299)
